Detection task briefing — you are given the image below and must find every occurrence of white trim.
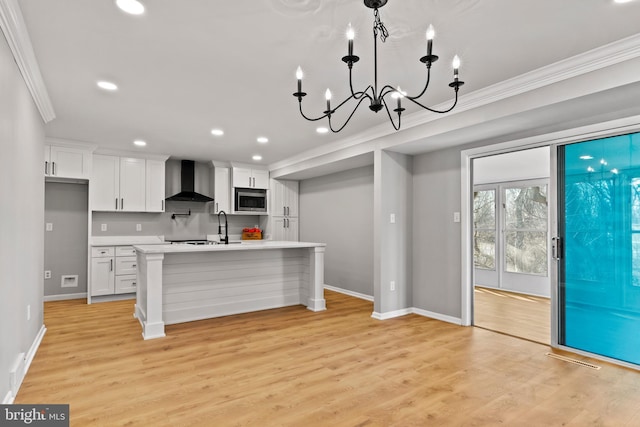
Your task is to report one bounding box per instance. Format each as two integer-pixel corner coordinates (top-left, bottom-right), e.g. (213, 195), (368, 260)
(45, 137), (97, 152)
(269, 34), (640, 174)
(324, 285), (374, 302)
(460, 114), (640, 328)
(3, 325), (46, 404)
(371, 308), (412, 320)
(44, 292), (87, 302)
(411, 308), (463, 326)
(0, 0), (55, 122)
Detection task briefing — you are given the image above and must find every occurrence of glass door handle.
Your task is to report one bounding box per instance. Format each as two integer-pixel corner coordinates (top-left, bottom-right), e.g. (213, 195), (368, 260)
(551, 237), (562, 260)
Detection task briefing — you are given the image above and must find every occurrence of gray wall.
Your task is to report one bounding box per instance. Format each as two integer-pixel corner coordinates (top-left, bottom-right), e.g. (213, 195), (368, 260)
(44, 182), (88, 297)
(375, 151), (413, 314)
(299, 165), (374, 297)
(91, 201), (267, 240)
(412, 146), (463, 318)
(0, 33), (46, 401)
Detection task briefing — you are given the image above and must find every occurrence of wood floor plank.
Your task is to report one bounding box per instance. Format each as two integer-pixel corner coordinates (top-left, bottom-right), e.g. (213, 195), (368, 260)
(15, 290), (640, 426)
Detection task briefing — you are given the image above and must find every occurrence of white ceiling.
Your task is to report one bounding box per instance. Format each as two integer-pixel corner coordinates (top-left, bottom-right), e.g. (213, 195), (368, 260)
(17, 0), (640, 168)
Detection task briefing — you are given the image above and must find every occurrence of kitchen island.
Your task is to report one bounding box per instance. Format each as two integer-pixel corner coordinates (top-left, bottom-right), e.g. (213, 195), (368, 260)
(133, 241), (326, 339)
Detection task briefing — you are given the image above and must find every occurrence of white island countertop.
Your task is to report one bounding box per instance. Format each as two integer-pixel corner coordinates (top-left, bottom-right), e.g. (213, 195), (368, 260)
(133, 240), (327, 339)
(133, 240), (325, 254)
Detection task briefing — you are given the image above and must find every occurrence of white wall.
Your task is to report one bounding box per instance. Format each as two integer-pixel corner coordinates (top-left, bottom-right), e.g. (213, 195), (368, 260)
(474, 146), (550, 184)
(299, 166), (374, 297)
(0, 32), (45, 402)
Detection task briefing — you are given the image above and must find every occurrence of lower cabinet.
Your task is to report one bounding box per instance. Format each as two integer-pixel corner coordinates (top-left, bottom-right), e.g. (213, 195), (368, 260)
(91, 245), (137, 296)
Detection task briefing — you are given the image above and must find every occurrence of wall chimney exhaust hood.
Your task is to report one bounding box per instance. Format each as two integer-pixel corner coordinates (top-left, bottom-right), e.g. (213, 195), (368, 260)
(165, 160), (214, 202)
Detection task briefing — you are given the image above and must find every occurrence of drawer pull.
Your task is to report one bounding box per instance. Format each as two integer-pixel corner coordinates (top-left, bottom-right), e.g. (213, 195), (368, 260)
(132, 264), (136, 268)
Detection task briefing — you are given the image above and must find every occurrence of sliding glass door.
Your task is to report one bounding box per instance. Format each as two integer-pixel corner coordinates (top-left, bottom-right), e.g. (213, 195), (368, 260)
(557, 133), (640, 366)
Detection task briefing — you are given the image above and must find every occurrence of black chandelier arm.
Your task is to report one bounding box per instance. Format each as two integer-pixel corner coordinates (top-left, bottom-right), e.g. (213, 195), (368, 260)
(327, 95), (371, 133)
(348, 67), (374, 102)
(381, 97), (402, 131)
(407, 66), (432, 101)
(403, 88), (460, 114)
(297, 101), (331, 122)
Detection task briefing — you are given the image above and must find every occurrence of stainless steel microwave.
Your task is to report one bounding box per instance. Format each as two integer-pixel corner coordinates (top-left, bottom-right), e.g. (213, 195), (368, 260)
(235, 188), (267, 212)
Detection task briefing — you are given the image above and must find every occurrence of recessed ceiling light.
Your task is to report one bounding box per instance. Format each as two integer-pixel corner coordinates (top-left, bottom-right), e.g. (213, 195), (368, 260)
(116, 0), (145, 15)
(133, 140), (146, 147)
(611, 168), (619, 174)
(257, 137), (269, 144)
(614, 0), (634, 3)
(316, 127), (329, 134)
(97, 81), (118, 91)
(579, 155), (593, 160)
(211, 129), (224, 136)
(252, 155), (262, 161)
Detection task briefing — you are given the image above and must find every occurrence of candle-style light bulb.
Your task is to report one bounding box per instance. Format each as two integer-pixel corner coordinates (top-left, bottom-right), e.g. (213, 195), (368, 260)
(426, 24), (435, 57)
(395, 86), (403, 110)
(325, 88), (332, 112)
(346, 23), (355, 56)
(296, 66), (303, 93)
(452, 55), (461, 81)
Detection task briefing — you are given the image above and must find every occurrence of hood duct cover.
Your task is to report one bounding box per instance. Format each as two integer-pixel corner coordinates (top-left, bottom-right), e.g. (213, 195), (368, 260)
(165, 160), (214, 202)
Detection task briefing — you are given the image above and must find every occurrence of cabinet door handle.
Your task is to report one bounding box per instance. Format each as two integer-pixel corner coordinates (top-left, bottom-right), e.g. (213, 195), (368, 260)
(52, 162), (56, 175)
(110, 259), (113, 271)
(249, 177), (252, 187)
(45, 161), (48, 175)
(121, 198), (124, 210)
(215, 202), (219, 212)
(115, 198), (118, 209)
(132, 264), (136, 268)
(132, 282), (137, 286)
(162, 200), (164, 211)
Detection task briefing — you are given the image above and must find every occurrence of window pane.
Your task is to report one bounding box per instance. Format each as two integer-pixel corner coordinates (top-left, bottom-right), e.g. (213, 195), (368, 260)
(505, 231), (547, 275)
(474, 230), (495, 270)
(505, 186), (548, 230)
(473, 190), (495, 229)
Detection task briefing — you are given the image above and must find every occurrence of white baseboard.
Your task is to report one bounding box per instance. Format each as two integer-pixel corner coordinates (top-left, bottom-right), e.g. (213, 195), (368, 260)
(371, 308), (413, 320)
(324, 285), (374, 302)
(44, 292), (87, 302)
(3, 324), (46, 404)
(411, 307), (462, 325)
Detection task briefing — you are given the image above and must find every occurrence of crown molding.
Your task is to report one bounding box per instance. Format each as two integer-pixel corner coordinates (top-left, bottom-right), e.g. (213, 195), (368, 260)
(270, 32), (640, 173)
(0, 0), (55, 123)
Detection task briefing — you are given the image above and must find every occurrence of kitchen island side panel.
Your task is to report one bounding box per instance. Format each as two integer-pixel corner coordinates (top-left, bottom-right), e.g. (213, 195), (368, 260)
(161, 249), (309, 325)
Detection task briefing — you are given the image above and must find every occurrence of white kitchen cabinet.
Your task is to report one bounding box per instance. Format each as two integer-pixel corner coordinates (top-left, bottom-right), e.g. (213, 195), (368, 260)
(270, 179), (299, 241)
(90, 245), (138, 297)
(91, 155), (154, 212)
(90, 248), (115, 297)
(44, 144), (92, 179)
(145, 159), (165, 212)
(212, 165), (231, 214)
(272, 216), (299, 241)
(232, 167), (269, 189)
(271, 179), (299, 218)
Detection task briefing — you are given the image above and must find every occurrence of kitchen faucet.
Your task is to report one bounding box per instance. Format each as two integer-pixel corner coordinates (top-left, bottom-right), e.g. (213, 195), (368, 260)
(217, 210), (228, 244)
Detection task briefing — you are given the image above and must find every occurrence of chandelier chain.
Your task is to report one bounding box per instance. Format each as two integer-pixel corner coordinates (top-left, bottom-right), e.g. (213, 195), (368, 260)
(373, 8), (388, 42)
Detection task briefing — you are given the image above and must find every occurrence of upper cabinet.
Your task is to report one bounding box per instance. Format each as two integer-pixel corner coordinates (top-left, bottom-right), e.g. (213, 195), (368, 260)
(232, 166), (269, 189)
(145, 160), (165, 212)
(92, 154), (168, 212)
(211, 162), (231, 214)
(271, 179), (299, 218)
(44, 141), (95, 180)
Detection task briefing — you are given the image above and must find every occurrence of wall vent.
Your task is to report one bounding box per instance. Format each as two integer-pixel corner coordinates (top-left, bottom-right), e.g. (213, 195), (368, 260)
(61, 275), (78, 288)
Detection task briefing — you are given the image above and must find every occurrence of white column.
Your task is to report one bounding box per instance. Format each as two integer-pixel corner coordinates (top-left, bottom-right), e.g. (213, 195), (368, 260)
(307, 246), (326, 311)
(139, 252), (165, 339)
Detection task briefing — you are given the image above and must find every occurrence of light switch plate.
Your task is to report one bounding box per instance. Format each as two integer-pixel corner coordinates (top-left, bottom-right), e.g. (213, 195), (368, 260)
(453, 212), (461, 223)
(45, 223), (53, 231)
(390, 213), (396, 224)
(101, 224), (107, 231)
(136, 224), (142, 232)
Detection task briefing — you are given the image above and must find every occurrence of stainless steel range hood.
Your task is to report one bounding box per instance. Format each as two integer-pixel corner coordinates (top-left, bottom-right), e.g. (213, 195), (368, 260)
(165, 160), (214, 202)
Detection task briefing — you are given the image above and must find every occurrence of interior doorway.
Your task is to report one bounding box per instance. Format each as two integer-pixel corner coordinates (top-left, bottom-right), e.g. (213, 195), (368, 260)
(472, 147), (551, 344)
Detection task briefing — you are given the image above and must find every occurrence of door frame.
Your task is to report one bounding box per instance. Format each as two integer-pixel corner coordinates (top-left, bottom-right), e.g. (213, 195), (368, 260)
(460, 115), (640, 339)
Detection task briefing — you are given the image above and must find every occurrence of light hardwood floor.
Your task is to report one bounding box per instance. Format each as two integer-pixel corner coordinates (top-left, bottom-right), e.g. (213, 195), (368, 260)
(474, 286), (550, 344)
(16, 291), (640, 426)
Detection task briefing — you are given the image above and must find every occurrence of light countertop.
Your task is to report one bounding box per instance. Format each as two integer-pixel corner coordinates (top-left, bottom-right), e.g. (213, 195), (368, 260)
(133, 240), (325, 254)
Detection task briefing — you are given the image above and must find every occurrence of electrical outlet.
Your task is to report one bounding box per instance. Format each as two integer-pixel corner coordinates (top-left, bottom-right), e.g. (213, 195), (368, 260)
(136, 224), (142, 232)
(390, 213), (396, 224)
(101, 224), (107, 231)
(44, 270), (51, 279)
(27, 305), (31, 321)
(390, 281), (396, 291)
(45, 223), (53, 231)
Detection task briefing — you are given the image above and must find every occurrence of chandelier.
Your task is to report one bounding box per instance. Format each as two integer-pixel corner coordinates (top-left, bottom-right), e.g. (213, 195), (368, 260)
(293, 0), (464, 132)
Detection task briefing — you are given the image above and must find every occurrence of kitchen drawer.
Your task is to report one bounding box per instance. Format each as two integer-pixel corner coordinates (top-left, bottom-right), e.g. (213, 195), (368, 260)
(91, 246), (115, 257)
(115, 274), (137, 294)
(116, 246), (136, 257)
(115, 256), (137, 275)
